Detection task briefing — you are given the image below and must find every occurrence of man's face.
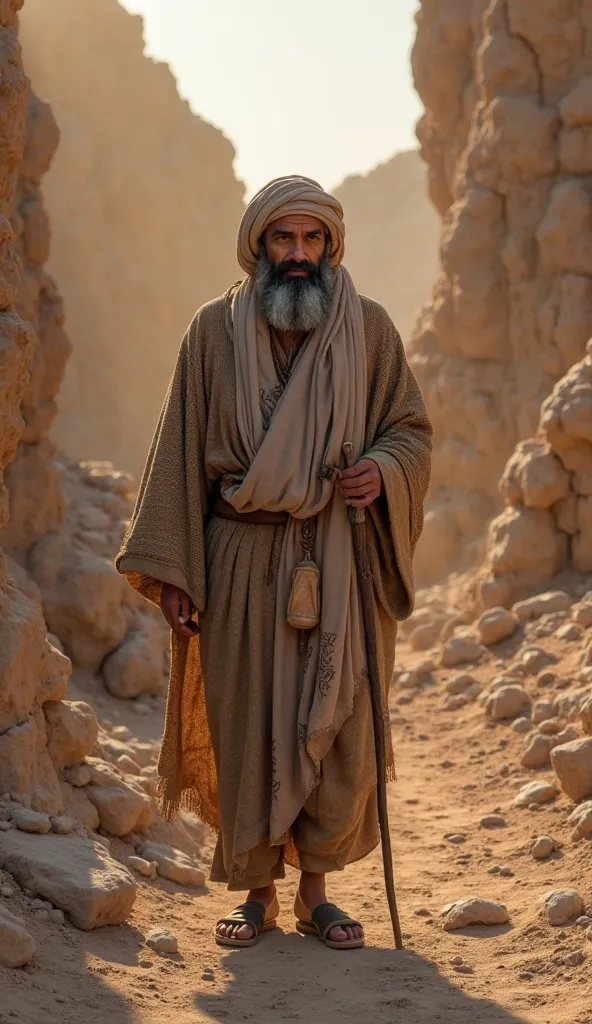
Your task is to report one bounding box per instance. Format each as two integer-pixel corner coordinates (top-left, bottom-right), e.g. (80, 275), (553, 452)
(262, 215), (327, 276)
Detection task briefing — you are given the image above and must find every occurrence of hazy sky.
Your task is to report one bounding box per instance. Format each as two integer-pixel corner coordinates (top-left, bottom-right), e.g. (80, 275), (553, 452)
(121, 0), (421, 197)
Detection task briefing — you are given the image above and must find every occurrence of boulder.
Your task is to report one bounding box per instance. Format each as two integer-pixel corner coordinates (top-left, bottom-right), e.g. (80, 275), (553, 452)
(514, 780), (557, 807)
(487, 685), (530, 720)
(514, 592), (573, 620)
(10, 807), (51, 834)
(44, 700), (98, 768)
(59, 781), (100, 831)
(478, 607), (518, 646)
(0, 904), (36, 968)
(569, 800), (592, 842)
(440, 635), (485, 668)
(138, 840), (205, 888)
(86, 783), (155, 837)
(0, 712), (63, 816)
(522, 733), (552, 768)
(542, 889), (584, 926)
(441, 898), (509, 931)
(0, 832), (136, 929)
(550, 737), (592, 801)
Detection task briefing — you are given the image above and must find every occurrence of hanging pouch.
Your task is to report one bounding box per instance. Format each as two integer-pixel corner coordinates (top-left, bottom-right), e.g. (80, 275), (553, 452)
(286, 517), (320, 630)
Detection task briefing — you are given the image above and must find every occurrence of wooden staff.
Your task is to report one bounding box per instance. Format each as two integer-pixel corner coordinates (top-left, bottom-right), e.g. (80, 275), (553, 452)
(343, 442), (403, 949)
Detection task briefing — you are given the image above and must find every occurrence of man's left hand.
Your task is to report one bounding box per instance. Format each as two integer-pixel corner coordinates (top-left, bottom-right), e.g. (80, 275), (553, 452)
(338, 458), (381, 508)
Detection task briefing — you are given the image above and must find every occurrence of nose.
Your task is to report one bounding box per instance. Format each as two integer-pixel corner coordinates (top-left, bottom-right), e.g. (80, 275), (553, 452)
(290, 238), (306, 262)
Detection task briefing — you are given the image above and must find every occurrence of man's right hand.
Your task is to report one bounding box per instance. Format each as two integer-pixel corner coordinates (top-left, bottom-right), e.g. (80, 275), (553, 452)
(160, 583), (200, 637)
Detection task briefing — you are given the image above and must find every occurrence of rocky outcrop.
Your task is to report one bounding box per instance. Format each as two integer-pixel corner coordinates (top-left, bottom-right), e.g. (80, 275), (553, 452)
(20, 0), (244, 478)
(477, 340), (592, 607)
(334, 150), (440, 342)
(410, 0), (592, 582)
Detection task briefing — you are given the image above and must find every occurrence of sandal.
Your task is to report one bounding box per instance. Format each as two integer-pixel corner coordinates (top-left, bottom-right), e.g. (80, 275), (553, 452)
(214, 895), (280, 948)
(294, 891), (365, 950)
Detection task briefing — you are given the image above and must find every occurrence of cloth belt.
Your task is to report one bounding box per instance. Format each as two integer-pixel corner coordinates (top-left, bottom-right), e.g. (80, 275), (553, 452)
(213, 497), (289, 526)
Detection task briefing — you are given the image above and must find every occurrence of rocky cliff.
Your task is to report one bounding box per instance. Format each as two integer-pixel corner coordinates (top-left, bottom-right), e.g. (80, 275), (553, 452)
(19, 0), (244, 478)
(410, 0), (592, 583)
(334, 150), (440, 342)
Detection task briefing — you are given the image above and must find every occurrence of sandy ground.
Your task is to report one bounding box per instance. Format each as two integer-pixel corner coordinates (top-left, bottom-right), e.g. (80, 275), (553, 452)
(2, 628), (592, 1024)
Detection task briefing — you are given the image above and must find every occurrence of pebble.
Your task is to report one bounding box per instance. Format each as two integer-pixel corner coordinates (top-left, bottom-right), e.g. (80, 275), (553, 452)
(542, 889), (584, 926)
(499, 866), (514, 877)
(34, 910), (50, 923)
(111, 725), (132, 741)
(128, 856), (158, 880)
(131, 702), (151, 716)
(0, 821), (14, 832)
(511, 718), (533, 734)
(446, 834), (467, 844)
(50, 816), (75, 835)
(449, 956), (464, 966)
(0, 886), (15, 898)
(480, 814), (506, 829)
(488, 865), (501, 874)
(453, 964), (474, 974)
(564, 951), (585, 967)
(145, 929), (178, 954)
(10, 808), (51, 834)
(576, 916), (592, 927)
(532, 836), (555, 860)
(49, 909), (65, 925)
(30, 899), (52, 912)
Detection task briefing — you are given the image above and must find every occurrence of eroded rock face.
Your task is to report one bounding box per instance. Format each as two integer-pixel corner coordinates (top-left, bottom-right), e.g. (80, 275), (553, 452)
(20, 0), (245, 480)
(477, 343), (592, 605)
(411, 0), (592, 582)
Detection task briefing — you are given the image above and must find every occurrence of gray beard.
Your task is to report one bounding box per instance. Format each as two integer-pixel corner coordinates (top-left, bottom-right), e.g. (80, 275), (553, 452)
(255, 248), (333, 332)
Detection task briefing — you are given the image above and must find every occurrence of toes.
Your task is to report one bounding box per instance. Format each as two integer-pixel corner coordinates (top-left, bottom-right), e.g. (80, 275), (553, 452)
(329, 926), (348, 942)
(235, 924), (254, 940)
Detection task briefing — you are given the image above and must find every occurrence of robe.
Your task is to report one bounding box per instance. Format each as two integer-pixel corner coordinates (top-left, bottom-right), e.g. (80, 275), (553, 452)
(116, 287), (432, 885)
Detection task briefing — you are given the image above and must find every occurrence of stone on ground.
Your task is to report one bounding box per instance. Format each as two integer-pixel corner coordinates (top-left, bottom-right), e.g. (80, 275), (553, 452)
(62, 764), (92, 788)
(86, 782), (155, 837)
(145, 928), (178, 953)
(568, 800), (592, 841)
(138, 840), (205, 887)
(581, 695), (592, 735)
(44, 700), (98, 768)
(550, 737), (592, 801)
(50, 815), (74, 835)
(0, 833), (136, 930)
(0, 904), (36, 967)
(542, 889), (584, 926)
(532, 836), (555, 859)
(514, 780), (557, 807)
(10, 807), (51, 834)
(440, 636), (485, 668)
(128, 855), (158, 880)
(522, 734), (552, 769)
(514, 592), (573, 620)
(512, 717), (533, 734)
(478, 607), (518, 646)
(487, 685), (530, 721)
(480, 813), (506, 828)
(442, 898), (509, 931)
(532, 700), (555, 724)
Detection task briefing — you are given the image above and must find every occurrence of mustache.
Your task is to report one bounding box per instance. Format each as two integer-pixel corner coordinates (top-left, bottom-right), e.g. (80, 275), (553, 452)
(275, 259), (318, 275)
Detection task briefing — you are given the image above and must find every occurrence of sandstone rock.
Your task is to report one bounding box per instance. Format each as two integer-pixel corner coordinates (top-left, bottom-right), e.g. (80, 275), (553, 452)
(62, 763), (91, 787)
(549, 725), (580, 749)
(0, 832), (136, 929)
(86, 783), (155, 838)
(445, 673), (477, 695)
(573, 601), (592, 627)
(542, 889), (584, 926)
(398, 670), (420, 690)
(514, 592), (573, 621)
(478, 607), (518, 646)
(581, 695), (592, 735)
(117, 754), (141, 776)
(44, 700), (98, 769)
(10, 806), (51, 833)
(514, 780), (557, 808)
(145, 928), (178, 954)
(522, 733), (552, 769)
(539, 718), (562, 735)
(521, 648), (555, 675)
(532, 836), (555, 859)
(568, 800), (592, 841)
(440, 635), (484, 669)
(50, 814), (74, 835)
(512, 717), (533, 734)
(138, 840), (205, 888)
(59, 780), (99, 831)
(0, 904), (36, 967)
(127, 855), (157, 880)
(102, 615), (167, 699)
(441, 898), (509, 931)
(551, 737), (592, 801)
(487, 685), (530, 721)
(479, 814), (506, 829)
(532, 700), (555, 725)
(0, 711), (63, 815)
(408, 618), (445, 652)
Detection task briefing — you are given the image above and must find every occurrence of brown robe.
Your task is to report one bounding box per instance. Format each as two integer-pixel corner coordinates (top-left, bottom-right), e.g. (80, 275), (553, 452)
(116, 288), (432, 886)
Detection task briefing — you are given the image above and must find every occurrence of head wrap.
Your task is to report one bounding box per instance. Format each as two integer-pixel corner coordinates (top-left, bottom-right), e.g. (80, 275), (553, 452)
(237, 175), (346, 276)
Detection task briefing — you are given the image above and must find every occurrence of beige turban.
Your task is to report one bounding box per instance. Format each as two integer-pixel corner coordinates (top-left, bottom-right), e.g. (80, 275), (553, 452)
(237, 175), (346, 276)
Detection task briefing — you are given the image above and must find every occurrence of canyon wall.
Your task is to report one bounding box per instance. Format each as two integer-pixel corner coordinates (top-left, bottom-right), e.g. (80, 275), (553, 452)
(335, 150), (440, 342)
(20, 0), (244, 478)
(410, 0), (592, 583)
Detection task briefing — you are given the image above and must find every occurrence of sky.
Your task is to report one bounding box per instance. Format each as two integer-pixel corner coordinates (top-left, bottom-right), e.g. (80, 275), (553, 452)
(120, 0), (422, 197)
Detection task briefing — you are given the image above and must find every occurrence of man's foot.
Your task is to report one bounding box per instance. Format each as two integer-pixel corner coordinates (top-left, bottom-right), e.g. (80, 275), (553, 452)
(297, 873), (364, 945)
(216, 884), (277, 943)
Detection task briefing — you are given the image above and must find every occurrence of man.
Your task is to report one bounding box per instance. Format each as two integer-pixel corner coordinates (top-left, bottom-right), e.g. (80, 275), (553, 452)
(116, 176), (432, 949)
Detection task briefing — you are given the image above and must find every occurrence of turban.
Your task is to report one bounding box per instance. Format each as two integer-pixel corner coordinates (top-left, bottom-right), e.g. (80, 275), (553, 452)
(237, 175), (346, 276)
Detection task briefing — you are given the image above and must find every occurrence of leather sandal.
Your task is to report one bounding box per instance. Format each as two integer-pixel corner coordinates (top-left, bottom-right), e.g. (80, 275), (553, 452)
(214, 895), (280, 948)
(294, 891), (364, 950)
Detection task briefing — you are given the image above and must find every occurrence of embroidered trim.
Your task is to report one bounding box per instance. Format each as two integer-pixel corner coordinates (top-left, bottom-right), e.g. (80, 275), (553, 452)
(317, 631), (337, 698)
(260, 384), (283, 432)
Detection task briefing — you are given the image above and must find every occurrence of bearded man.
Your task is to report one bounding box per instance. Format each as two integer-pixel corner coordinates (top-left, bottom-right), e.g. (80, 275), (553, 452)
(116, 176), (432, 950)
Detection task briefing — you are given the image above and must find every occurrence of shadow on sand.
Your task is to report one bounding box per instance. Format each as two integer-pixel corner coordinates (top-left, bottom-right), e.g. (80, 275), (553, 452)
(194, 929), (533, 1024)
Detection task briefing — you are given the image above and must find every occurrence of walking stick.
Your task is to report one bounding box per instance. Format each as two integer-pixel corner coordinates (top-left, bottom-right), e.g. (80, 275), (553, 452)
(343, 442), (403, 950)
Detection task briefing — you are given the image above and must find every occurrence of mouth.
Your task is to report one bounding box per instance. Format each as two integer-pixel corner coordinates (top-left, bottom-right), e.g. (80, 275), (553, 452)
(284, 269), (309, 278)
